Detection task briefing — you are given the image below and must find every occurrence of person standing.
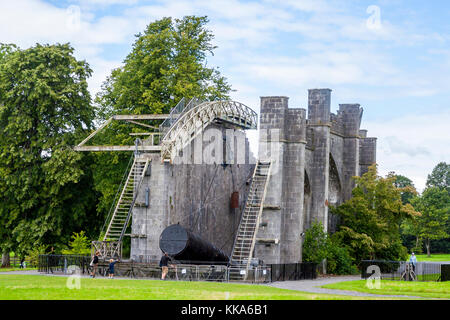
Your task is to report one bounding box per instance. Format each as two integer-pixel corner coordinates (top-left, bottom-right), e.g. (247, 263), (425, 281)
(409, 252), (417, 272)
(108, 258), (119, 279)
(159, 252), (173, 280)
(90, 251), (100, 278)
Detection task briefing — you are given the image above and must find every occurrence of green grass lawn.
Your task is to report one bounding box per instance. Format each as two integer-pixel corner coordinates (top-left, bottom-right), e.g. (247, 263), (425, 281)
(0, 267), (37, 272)
(0, 274), (392, 300)
(322, 280), (450, 299)
(415, 254), (450, 262)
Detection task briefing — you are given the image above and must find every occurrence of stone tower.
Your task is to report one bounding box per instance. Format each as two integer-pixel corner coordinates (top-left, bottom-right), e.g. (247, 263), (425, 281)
(254, 89), (376, 264)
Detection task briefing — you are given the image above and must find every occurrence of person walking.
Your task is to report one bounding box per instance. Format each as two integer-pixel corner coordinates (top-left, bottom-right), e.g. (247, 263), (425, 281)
(90, 251), (100, 278)
(409, 252), (417, 272)
(159, 252), (173, 280)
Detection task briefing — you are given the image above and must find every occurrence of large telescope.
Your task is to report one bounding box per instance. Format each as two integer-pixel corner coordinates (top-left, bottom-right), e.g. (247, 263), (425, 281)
(159, 224), (229, 264)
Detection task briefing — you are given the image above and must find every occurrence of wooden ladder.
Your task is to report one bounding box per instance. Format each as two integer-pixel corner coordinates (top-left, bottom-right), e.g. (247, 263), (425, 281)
(229, 160), (271, 280)
(103, 157), (150, 242)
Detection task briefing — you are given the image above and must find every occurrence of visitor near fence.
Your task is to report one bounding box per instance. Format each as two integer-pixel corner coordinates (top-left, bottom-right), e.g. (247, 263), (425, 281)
(90, 251), (100, 278)
(159, 252), (174, 280)
(108, 259), (119, 279)
(409, 252), (417, 272)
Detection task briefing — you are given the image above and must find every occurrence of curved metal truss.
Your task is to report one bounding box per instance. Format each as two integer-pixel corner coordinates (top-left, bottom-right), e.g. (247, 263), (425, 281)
(160, 100), (258, 160)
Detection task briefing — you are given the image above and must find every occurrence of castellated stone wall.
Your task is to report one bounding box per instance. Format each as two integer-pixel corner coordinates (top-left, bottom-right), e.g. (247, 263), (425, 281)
(255, 89), (377, 264)
(129, 88), (376, 264)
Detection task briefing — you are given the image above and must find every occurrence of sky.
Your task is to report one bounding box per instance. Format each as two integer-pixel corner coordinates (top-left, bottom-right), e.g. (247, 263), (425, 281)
(1, 0), (449, 191)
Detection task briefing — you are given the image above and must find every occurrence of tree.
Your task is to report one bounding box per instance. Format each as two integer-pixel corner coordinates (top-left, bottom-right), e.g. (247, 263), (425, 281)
(0, 43), (97, 260)
(0, 43), (17, 267)
(392, 174), (417, 204)
(96, 16), (231, 118)
(302, 221), (357, 275)
(302, 221), (329, 265)
(62, 231), (92, 256)
(331, 164), (420, 264)
(426, 162), (450, 191)
(91, 16), (232, 236)
(411, 187), (450, 256)
(400, 210), (423, 254)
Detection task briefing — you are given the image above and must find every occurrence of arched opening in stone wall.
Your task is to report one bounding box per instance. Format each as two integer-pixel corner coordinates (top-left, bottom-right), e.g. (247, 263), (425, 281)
(328, 154), (342, 233)
(303, 170), (312, 231)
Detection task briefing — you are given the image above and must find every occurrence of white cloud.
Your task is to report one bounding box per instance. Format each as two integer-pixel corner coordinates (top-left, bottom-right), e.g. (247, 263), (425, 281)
(364, 112), (450, 192)
(1, 0), (448, 190)
(0, 0), (138, 96)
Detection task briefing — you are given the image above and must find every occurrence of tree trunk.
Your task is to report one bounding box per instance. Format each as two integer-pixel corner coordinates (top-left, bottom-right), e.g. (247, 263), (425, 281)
(426, 239), (431, 257)
(1, 252), (10, 268)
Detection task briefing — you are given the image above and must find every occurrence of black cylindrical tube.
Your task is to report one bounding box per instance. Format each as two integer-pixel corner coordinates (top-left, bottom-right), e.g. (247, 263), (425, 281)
(159, 224), (229, 263)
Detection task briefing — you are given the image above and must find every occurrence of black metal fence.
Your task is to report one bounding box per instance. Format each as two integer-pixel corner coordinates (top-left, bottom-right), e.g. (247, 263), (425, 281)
(442, 264), (450, 281)
(38, 255), (91, 274)
(38, 255), (270, 283)
(361, 260), (447, 282)
(6, 257), (35, 268)
(268, 263), (317, 281)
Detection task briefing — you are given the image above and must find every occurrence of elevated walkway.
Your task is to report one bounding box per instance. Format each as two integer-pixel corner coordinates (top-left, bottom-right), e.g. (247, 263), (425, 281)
(160, 98), (257, 161)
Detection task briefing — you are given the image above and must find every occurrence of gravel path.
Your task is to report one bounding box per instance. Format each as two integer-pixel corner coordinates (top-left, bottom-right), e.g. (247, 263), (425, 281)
(0, 270), (41, 275)
(267, 276), (426, 299)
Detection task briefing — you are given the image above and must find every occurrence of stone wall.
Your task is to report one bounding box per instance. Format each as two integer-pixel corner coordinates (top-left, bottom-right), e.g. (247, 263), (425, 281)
(255, 88), (376, 264)
(130, 124), (255, 262)
(129, 88), (377, 265)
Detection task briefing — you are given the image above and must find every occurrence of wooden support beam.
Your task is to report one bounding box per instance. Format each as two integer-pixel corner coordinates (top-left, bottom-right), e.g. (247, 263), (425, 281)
(74, 145), (162, 152)
(129, 132), (153, 136)
(112, 114), (169, 120)
(126, 120), (159, 129)
(77, 117), (112, 147)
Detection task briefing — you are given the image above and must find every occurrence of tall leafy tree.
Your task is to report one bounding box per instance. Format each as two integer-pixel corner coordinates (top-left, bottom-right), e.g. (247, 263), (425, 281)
(422, 162), (450, 254)
(96, 16), (231, 118)
(410, 187), (450, 256)
(0, 43), (97, 263)
(92, 16), (232, 234)
(331, 164), (420, 263)
(392, 174), (417, 204)
(0, 44), (17, 267)
(426, 162), (450, 191)
(391, 173), (420, 251)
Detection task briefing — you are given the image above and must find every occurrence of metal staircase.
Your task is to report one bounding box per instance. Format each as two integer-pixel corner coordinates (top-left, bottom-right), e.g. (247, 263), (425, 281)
(103, 157), (150, 241)
(229, 160), (271, 280)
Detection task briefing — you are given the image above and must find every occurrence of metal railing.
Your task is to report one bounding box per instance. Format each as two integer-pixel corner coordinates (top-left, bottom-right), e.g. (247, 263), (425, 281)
(38, 255), (271, 283)
(38, 255), (91, 274)
(4, 257), (35, 268)
(159, 97), (186, 139)
(159, 97), (204, 140)
(268, 263), (317, 281)
(361, 260), (444, 282)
